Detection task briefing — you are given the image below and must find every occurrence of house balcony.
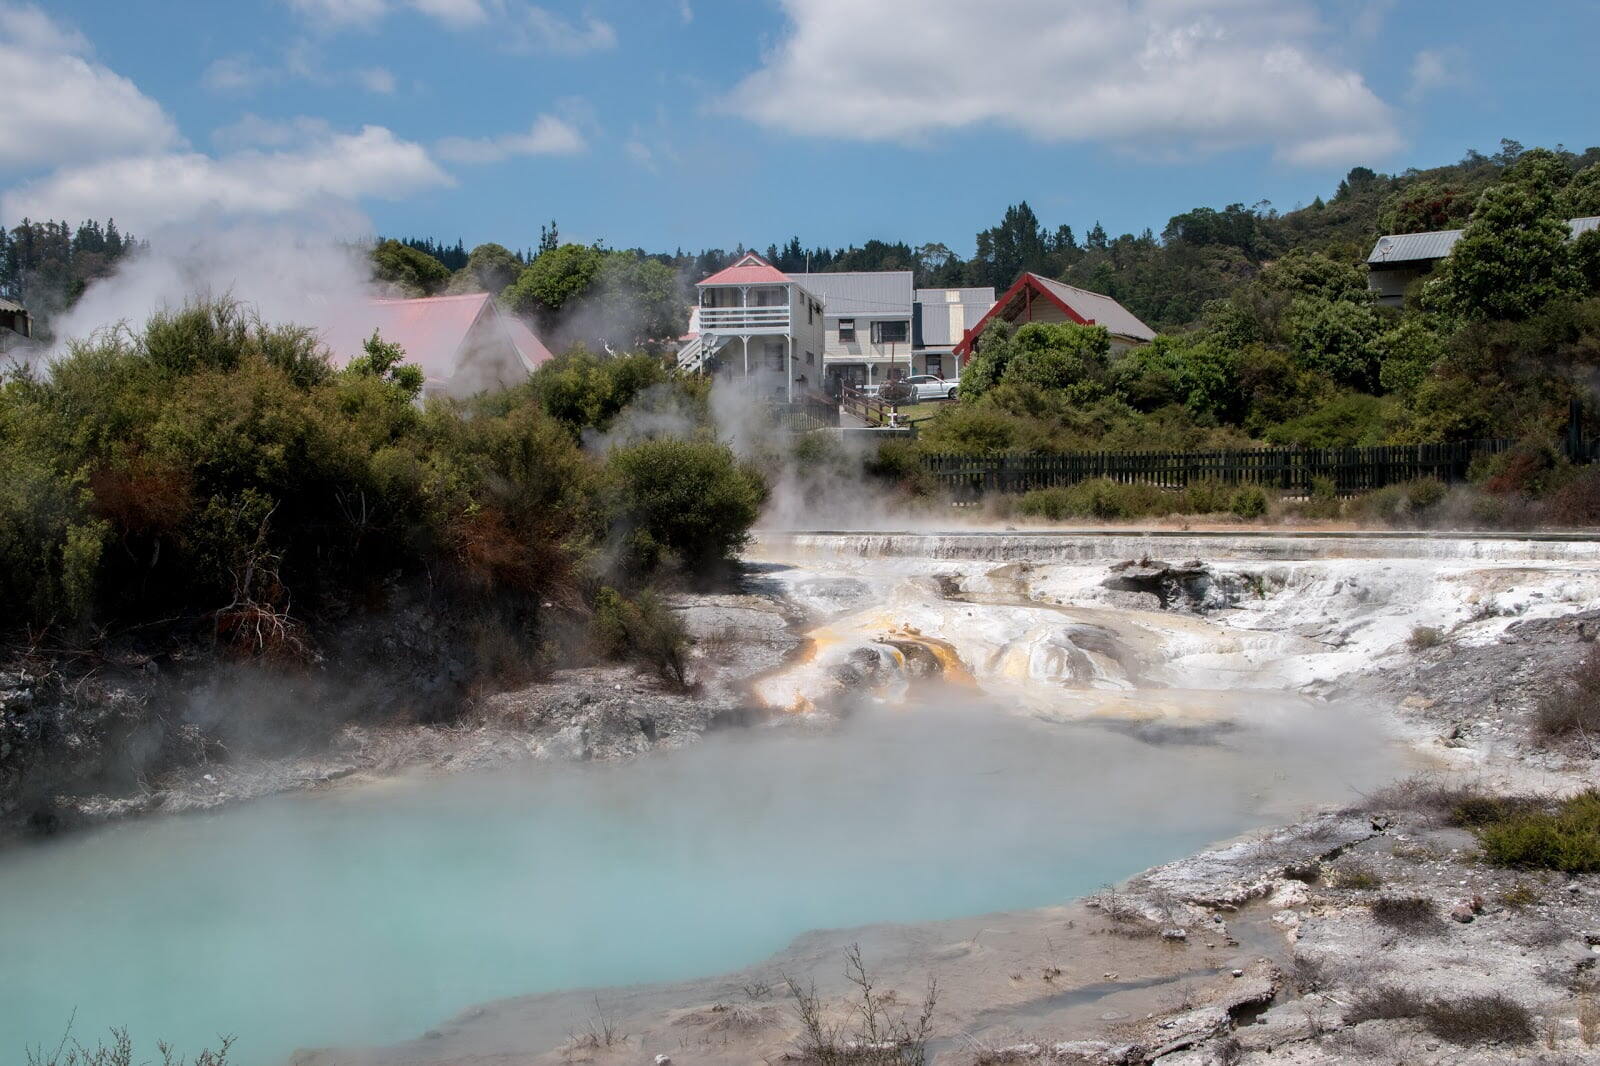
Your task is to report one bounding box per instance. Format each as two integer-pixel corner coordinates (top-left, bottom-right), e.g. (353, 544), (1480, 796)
(696, 305), (792, 336)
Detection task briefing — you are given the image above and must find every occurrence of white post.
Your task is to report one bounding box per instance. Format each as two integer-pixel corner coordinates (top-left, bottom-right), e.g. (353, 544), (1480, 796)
(786, 335), (793, 403)
(742, 335), (749, 376)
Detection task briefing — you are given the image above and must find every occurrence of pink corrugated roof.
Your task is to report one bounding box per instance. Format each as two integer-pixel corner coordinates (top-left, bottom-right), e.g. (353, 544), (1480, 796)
(321, 293), (553, 385)
(698, 252), (790, 287)
(503, 313), (554, 367)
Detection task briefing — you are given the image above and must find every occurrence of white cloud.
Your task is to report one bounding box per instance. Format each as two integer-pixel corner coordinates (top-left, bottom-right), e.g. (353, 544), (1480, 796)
(285, 0), (392, 25)
(721, 0), (1402, 167)
(409, 0), (489, 26)
(0, 3), (181, 172)
(505, 5), (617, 54)
(623, 139), (656, 171)
(210, 114), (338, 151)
(3, 125), (453, 232)
(204, 43), (397, 95)
(435, 114), (587, 164)
(357, 66), (398, 93)
(1407, 47), (1466, 102)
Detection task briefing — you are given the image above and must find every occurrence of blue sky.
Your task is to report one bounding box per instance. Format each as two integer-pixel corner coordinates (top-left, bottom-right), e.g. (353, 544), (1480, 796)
(4, 0), (1598, 258)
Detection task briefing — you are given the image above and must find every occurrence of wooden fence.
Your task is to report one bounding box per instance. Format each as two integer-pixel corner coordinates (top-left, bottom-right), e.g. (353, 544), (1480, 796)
(921, 439), (1532, 499)
(768, 396), (841, 432)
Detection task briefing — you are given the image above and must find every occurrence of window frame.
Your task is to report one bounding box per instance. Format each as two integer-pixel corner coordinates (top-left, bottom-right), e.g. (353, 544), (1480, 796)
(871, 319), (909, 344)
(837, 318), (856, 342)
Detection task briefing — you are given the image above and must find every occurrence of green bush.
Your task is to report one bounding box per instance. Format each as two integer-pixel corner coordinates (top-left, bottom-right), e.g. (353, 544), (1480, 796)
(590, 586), (689, 685)
(0, 298), (758, 653)
(605, 437), (766, 575)
(1229, 485), (1268, 520)
(1475, 789), (1600, 872)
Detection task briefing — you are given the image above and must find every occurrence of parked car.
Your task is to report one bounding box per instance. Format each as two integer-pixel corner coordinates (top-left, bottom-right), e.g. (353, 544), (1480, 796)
(901, 374), (960, 401)
(857, 375), (958, 401)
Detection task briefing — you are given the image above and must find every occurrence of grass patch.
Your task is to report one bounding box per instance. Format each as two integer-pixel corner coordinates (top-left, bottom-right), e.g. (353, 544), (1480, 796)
(1370, 896), (1441, 933)
(1346, 989), (1536, 1046)
(1475, 789), (1600, 873)
(1330, 861), (1382, 890)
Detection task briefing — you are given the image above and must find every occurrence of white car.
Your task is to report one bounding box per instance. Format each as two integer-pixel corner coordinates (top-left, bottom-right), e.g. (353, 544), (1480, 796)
(899, 374), (960, 401)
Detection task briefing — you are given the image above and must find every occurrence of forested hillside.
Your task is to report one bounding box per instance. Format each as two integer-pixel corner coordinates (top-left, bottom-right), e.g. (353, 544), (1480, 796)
(0, 218), (144, 339)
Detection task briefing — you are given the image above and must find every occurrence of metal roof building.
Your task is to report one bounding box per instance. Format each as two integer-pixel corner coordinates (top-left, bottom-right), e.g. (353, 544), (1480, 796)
(1366, 216), (1600, 306)
(786, 270), (913, 318)
(953, 273), (1156, 357)
(915, 287), (995, 351)
(1368, 216), (1600, 265)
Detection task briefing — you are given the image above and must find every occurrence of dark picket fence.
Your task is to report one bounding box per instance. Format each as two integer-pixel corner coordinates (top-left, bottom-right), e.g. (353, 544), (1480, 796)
(921, 439), (1535, 499)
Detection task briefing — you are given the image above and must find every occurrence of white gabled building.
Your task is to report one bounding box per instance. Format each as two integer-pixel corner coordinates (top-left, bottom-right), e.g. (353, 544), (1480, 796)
(678, 253), (826, 401)
(786, 270), (915, 391)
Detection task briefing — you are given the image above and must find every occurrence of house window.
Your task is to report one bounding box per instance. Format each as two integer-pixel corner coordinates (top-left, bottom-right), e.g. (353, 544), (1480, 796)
(838, 318), (856, 341)
(926, 354), (943, 378)
(872, 320), (909, 344)
(805, 351), (815, 365)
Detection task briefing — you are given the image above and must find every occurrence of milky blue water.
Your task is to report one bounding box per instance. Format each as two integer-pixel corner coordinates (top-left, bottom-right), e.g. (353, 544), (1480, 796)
(0, 704), (1398, 1065)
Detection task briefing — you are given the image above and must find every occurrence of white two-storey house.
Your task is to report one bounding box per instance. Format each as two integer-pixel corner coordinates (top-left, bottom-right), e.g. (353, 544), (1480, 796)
(678, 253), (826, 401)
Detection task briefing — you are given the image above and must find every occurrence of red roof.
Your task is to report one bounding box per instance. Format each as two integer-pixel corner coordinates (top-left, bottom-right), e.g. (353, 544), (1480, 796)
(953, 273), (1156, 356)
(698, 252), (791, 287)
(321, 292), (552, 389)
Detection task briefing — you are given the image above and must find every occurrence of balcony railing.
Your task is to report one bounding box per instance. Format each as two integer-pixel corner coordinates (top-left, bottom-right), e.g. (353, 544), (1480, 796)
(697, 305), (791, 334)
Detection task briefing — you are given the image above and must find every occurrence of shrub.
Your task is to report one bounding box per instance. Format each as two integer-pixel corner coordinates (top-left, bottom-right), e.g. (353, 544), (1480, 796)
(1345, 989), (1535, 1045)
(604, 438), (766, 576)
(1475, 789), (1600, 872)
(1420, 995), (1536, 1045)
(1407, 626), (1444, 651)
(1345, 986), (1429, 1025)
(1535, 644), (1600, 740)
(1331, 862), (1382, 890)
(1370, 896), (1440, 932)
(590, 586), (689, 686)
(1229, 485), (1268, 520)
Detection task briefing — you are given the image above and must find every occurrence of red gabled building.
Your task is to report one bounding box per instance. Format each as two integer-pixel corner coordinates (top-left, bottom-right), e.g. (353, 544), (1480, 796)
(953, 273), (1156, 365)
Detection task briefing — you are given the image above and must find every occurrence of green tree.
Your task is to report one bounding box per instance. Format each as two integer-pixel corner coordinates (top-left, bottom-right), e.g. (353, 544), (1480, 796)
(1375, 318), (1445, 396)
(1432, 160), (1581, 320)
(1289, 298), (1383, 391)
(604, 438), (765, 574)
(447, 242), (522, 295)
(1109, 336), (1237, 421)
(956, 319), (1016, 402)
(593, 252), (685, 346)
(1261, 249), (1368, 302)
(1555, 164), (1600, 219)
(345, 330), (424, 398)
(502, 243), (606, 324)
(999, 322), (1113, 403)
(371, 239), (451, 296)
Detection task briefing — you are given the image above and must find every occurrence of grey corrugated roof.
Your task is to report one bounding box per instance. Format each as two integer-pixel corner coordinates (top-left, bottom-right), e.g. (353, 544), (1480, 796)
(916, 287), (995, 347)
(0, 297), (25, 313)
(1031, 276), (1157, 342)
(1369, 217), (1600, 265)
(787, 271), (912, 317)
(1367, 229), (1465, 264)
